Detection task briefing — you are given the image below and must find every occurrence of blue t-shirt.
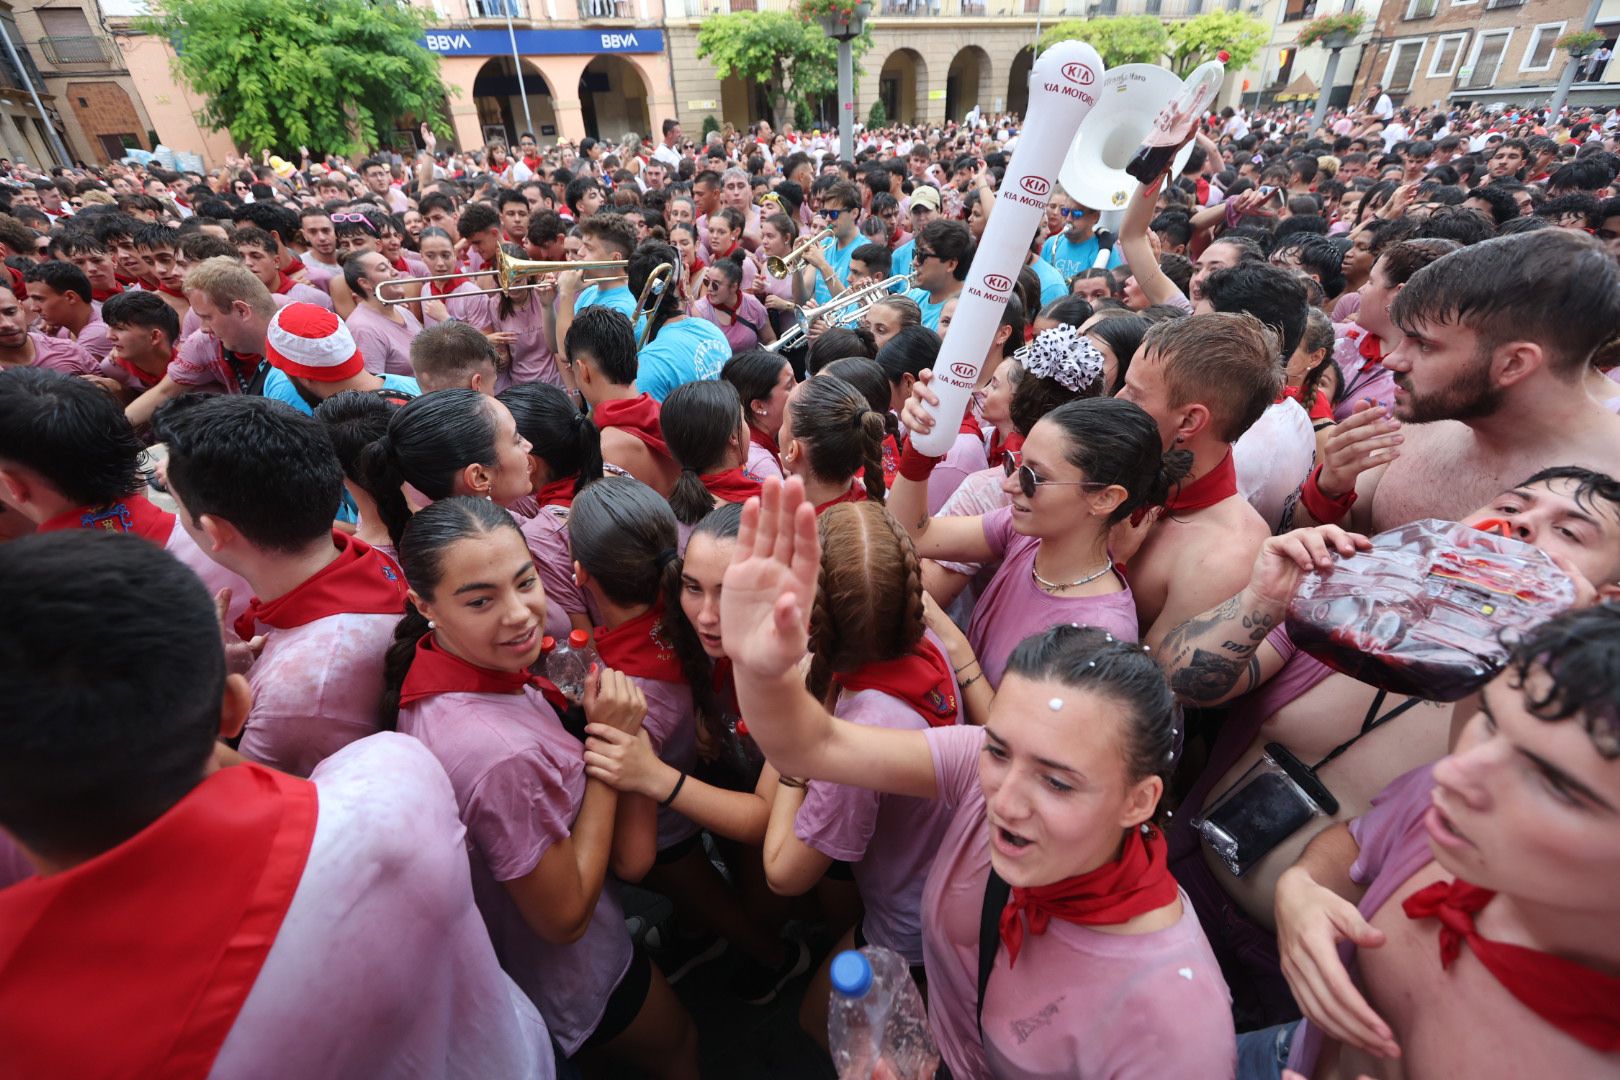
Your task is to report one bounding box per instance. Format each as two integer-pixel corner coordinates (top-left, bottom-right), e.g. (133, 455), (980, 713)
(1040, 232), (1122, 280)
(813, 234), (865, 305)
(1030, 256), (1068, 307)
(262, 369), (420, 522)
(903, 287), (954, 333)
(891, 238), (916, 282)
(575, 283), (637, 319)
(637, 318), (733, 402)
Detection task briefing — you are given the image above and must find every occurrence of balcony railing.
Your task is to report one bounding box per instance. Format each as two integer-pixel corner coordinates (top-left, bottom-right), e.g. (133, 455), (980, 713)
(34, 34), (113, 66)
(469, 0), (526, 17)
(1404, 0), (1437, 18)
(579, 0), (632, 15)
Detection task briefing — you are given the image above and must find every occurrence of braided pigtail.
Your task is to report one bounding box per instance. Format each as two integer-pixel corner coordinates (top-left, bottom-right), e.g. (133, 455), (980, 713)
(876, 505), (926, 654)
(858, 408), (888, 505)
(379, 602), (430, 730)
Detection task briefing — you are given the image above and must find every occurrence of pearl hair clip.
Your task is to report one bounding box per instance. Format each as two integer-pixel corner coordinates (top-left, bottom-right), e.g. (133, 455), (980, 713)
(1013, 324), (1106, 394)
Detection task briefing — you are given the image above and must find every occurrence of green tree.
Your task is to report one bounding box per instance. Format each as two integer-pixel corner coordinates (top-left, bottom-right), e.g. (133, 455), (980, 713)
(696, 10), (870, 130)
(1037, 15), (1169, 67)
(1167, 10), (1268, 77)
(138, 0), (450, 157)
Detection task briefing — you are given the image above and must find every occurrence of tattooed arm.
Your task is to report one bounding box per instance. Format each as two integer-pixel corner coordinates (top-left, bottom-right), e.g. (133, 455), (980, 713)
(1158, 525), (1374, 706)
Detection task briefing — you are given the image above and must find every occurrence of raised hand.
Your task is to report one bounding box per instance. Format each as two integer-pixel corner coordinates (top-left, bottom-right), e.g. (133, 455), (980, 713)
(899, 367), (940, 439)
(721, 476), (819, 681)
(1318, 400), (1401, 499)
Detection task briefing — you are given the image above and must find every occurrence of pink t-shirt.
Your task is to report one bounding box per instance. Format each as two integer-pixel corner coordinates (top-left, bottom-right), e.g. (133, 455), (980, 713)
(398, 686), (634, 1054)
(346, 303), (422, 377)
(1288, 764), (1438, 1075)
(744, 438), (782, 482)
(692, 293), (770, 353)
(212, 734), (555, 1079)
(53, 314), (112, 362)
(462, 291), (560, 390)
(966, 505), (1140, 689)
(633, 675), (701, 853)
(235, 611), (397, 777)
(164, 519), (253, 627)
(1331, 323), (1397, 422)
(922, 725), (1237, 1080)
(423, 281), (485, 328)
(16, 331), (95, 376)
(281, 281), (335, 312)
(793, 649), (959, 964)
(517, 505), (590, 640)
(929, 430), (991, 516)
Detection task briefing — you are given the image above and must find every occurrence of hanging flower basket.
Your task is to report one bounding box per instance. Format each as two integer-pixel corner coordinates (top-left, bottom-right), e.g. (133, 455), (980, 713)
(800, 0), (871, 40)
(1556, 30), (1605, 58)
(1297, 10), (1366, 49)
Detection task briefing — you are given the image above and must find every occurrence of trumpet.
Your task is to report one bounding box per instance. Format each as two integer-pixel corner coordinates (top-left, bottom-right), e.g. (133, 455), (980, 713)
(765, 227), (832, 278)
(377, 249), (627, 305)
(766, 273), (915, 354)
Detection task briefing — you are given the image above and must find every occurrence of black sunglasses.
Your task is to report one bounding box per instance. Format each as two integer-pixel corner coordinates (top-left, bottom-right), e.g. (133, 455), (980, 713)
(1002, 450), (1108, 500)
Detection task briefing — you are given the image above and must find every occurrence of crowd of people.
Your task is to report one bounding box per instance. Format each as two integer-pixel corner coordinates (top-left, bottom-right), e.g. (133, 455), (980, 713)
(2, 83), (1620, 1080)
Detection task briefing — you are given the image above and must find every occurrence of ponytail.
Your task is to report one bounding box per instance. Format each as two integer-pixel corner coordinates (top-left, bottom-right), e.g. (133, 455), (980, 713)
(669, 467), (718, 525)
(379, 602), (430, 729)
(314, 391), (415, 549)
(788, 374), (887, 504)
(661, 380), (745, 524)
(499, 382), (605, 498)
(1041, 397), (1190, 524)
(858, 408), (887, 505)
(356, 433), (413, 548)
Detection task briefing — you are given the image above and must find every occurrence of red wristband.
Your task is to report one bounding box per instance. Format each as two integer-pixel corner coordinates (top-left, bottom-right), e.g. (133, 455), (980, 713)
(898, 441), (943, 482)
(1300, 464), (1356, 525)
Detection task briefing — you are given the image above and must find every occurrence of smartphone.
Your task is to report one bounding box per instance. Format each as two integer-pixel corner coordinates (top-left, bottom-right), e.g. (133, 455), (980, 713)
(1258, 184), (1284, 207)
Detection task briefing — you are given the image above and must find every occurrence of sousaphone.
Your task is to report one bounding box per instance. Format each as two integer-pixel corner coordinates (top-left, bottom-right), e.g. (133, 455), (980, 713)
(1058, 64), (1201, 211)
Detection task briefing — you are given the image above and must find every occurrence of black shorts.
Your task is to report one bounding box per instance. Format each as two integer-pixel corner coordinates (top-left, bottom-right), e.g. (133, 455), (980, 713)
(654, 830), (704, 867)
(582, 946), (653, 1050)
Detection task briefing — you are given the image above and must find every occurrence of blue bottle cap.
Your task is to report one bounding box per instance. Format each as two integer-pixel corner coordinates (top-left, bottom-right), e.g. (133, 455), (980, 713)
(829, 950), (872, 997)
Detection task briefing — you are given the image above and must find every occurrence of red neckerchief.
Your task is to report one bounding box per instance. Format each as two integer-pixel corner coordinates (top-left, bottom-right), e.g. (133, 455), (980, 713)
(115, 272), (139, 287)
(398, 633), (569, 714)
(234, 532), (406, 640)
(155, 282), (187, 299)
(110, 353), (167, 389)
(748, 424), (778, 458)
(91, 284), (123, 303)
(1281, 385), (1334, 423)
(889, 227), (903, 247)
(3, 265), (22, 300)
(999, 826), (1180, 968)
(594, 603), (684, 683)
(1164, 450), (1238, 514)
(137, 276), (161, 291)
(0, 763), (316, 1079)
(1358, 330), (1385, 372)
(489, 160), (509, 176)
(536, 477), (575, 508)
(592, 394), (670, 458)
(881, 434), (901, 488)
(987, 430), (1024, 470)
(713, 241), (740, 261)
(816, 485), (867, 514)
(428, 276), (466, 297)
(522, 155), (542, 171)
(832, 638), (958, 728)
(958, 412), (983, 442)
(273, 271), (297, 296)
(701, 468), (763, 504)
(38, 492), (174, 544)
(1403, 878), (1620, 1052)
(391, 256), (410, 274)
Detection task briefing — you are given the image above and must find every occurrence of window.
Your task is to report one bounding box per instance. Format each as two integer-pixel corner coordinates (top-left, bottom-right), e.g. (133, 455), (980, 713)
(1384, 38), (1426, 90)
(1463, 29), (1513, 87)
(1283, 0), (1316, 19)
(1405, 0), (1438, 18)
(1521, 22), (1565, 71)
(1484, 0), (1524, 9)
(1428, 32), (1466, 76)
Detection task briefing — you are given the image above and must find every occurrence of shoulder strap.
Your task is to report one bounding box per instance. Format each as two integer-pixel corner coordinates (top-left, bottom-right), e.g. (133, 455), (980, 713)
(977, 868), (1011, 1034)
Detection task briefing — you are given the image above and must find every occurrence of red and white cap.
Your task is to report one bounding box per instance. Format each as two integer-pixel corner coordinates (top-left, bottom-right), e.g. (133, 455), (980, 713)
(265, 302), (364, 382)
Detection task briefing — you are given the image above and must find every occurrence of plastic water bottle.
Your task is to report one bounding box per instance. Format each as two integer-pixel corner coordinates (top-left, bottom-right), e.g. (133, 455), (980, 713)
(726, 717), (766, 778)
(828, 947), (940, 1080)
(545, 629), (599, 704)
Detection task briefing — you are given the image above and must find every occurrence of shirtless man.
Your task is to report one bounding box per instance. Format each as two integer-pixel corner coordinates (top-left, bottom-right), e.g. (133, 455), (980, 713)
(1268, 603), (1620, 1080)
(1160, 467), (1620, 1022)
(1294, 230), (1620, 534)
(565, 306), (679, 497)
(1114, 311), (1280, 650)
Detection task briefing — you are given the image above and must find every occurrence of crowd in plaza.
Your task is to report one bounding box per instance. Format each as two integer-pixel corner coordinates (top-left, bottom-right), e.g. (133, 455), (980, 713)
(2, 75), (1620, 1080)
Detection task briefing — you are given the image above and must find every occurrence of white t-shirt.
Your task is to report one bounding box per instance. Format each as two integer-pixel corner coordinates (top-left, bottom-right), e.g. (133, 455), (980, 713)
(214, 734), (554, 1079)
(1233, 398), (1316, 533)
(1372, 94), (1395, 121)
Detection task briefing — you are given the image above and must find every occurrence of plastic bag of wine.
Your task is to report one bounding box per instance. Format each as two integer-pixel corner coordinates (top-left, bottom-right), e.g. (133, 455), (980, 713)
(1285, 518), (1578, 701)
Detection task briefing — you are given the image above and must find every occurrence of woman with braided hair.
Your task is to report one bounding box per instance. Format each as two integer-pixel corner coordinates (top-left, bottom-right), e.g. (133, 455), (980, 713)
(762, 498), (962, 1050)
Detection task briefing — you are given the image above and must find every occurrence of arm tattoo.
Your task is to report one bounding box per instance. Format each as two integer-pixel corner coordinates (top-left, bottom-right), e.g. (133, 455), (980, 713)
(1158, 593), (1279, 706)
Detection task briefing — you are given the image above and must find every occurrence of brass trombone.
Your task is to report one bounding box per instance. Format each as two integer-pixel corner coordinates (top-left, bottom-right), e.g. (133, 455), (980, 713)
(765, 227), (832, 278)
(377, 249), (627, 305)
(633, 262), (677, 351)
(765, 273), (915, 354)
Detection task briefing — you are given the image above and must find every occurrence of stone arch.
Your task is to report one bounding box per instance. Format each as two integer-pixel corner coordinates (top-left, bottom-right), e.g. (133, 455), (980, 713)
(580, 55), (652, 143)
(471, 57), (557, 146)
(878, 48), (929, 127)
(1006, 45), (1034, 119)
(945, 45), (993, 123)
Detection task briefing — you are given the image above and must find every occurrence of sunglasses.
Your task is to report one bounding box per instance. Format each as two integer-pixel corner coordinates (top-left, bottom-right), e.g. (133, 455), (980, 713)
(1059, 207), (1093, 219)
(823, 208), (847, 220)
(1002, 450), (1108, 500)
(330, 212), (378, 233)
(914, 248), (937, 262)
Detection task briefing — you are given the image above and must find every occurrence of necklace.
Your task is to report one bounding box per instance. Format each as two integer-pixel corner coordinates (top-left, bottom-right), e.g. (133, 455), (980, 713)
(1031, 558), (1114, 595)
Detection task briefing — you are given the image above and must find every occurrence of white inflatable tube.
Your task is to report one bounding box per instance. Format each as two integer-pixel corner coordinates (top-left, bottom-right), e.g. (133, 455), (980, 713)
(909, 39), (1107, 456)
